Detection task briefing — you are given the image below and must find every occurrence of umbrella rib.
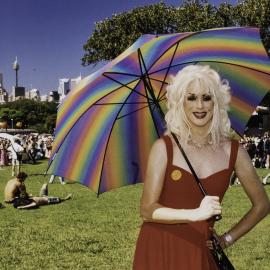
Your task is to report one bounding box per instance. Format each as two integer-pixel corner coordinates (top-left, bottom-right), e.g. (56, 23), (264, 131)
(103, 71), (141, 78)
(116, 105), (151, 120)
(157, 42), (179, 100)
(137, 49), (164, 138)
(94, 101), (150, 105)
(138, 48), (166, 138)
(103, 73), (153, 100)
(138, 48), (161, 106)
(145, 31), (197, 72)
(138, 48), (156, 99)
(105, 71), (169, 85)
(149, 77), (169, 85)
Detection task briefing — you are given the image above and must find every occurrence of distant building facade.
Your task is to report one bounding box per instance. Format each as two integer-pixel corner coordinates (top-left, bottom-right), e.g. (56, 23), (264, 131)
(0, 73), (8, 104)
(48, 91), (60, 102)
(58, 78), (70, 96)
(58, 75), (83, 101)
(70, 75), (82, 90)
(40, 95), (49, 102)
(0, 73), (84, 104)
(25, 88), (40, 101)
(12, 86), (25, 101)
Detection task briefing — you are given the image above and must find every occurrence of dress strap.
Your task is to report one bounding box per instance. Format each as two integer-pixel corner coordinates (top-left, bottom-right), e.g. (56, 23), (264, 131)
(229, 139), (239, 170)
(162, 135), (173, 167)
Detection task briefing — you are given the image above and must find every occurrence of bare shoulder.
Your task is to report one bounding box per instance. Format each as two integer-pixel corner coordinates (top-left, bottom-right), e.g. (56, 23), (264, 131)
(150, 138), (166, 154)
(147, 138), (167, 168)
(233, 143), (257, 181)
(235, 143), (251, 166)
(7, 178), (17, 185)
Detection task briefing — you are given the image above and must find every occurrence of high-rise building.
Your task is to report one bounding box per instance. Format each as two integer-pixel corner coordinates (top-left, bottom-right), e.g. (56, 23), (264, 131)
(70, 75), (82, 91)
(0, 73), (3, 88)
(0, 73), (8, 104)
(58, 78), (70, 96)
(40, 95), (49, 102)
(49, 91), (60, 102)
(25, 88), (40, 100)
(12, 86), (25, 101)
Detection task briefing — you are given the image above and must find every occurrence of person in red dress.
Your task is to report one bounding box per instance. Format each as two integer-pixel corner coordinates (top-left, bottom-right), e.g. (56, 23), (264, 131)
(133, 65), (270, 270)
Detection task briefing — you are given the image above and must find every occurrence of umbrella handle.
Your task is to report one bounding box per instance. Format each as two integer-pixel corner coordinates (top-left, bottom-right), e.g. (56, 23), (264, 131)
(213, 214), (222, 221)
(172, 133), (222, 222)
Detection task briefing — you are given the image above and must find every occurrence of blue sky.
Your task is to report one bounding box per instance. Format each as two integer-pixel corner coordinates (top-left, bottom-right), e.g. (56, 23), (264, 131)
(0, 0), (237, 95)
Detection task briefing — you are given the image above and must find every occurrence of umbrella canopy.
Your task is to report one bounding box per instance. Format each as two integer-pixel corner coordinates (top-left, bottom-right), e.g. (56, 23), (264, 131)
(0, 133), (15, 143)
(48, 27), (270, 194)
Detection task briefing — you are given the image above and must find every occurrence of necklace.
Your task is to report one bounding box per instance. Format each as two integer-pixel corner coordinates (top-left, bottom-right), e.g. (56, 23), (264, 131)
(189, 136), (213, 148)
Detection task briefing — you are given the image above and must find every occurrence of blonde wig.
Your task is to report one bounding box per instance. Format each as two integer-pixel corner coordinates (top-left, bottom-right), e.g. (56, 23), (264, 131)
(165, 65), (231, 148)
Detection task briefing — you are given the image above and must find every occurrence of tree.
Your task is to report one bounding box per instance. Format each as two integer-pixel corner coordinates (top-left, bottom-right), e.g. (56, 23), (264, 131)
(0, 100), (58, 133)
(45, 114), (57, 133)
(214, 3), (235, 27)
(234, 0), (270, 53)
(82, 2), (178, 65)
(175, 1), (219, 32)
(82, 0), (270, 65)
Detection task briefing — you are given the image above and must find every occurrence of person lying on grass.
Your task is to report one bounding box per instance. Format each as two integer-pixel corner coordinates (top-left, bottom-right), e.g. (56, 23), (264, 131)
(15, 192), (72, 209)
(4, 171), (72, 209)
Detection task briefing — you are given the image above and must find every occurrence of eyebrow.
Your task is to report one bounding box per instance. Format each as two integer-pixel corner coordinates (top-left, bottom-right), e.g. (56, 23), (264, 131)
(186, 93), (211, 95)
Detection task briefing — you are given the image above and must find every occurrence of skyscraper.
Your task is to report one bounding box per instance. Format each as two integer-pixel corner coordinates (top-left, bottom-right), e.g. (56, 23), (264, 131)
(0, 73), (8, 104)
(58, 78), (70, 96)
(70, 74), (82, 91)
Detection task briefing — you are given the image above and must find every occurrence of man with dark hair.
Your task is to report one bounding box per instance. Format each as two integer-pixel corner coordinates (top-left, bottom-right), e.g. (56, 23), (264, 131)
(4, 172), (29, 203)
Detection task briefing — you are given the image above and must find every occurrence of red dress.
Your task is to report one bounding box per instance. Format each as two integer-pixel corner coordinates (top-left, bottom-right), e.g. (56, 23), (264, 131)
(133, 135), (239, 270)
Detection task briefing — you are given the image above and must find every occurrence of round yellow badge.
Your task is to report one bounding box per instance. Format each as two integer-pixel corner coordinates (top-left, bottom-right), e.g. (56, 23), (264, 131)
(171, 169), (182, 181)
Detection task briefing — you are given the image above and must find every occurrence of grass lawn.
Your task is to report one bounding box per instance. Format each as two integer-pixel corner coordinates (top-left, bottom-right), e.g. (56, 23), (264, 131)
(0, 161), (270, 270)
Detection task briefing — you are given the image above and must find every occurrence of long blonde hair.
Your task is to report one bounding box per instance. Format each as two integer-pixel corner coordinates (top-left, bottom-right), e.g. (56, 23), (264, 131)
(165, 65), (231, 148)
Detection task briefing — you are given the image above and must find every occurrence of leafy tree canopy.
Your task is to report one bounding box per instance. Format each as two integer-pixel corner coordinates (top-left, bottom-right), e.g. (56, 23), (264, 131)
(0, 100), (57, 133)
(82, 0), (270, 66)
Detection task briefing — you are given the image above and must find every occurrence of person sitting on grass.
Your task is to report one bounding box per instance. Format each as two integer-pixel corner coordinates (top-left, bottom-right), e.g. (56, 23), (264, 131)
(4, 171), (30, 203)
(4, 171), (72, 209)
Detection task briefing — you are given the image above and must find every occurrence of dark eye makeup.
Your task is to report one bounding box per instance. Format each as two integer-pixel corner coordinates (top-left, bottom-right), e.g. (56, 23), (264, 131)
(186, 94), (212, 102)
(187, 94), (197, 101)
(202, 94), (212, 101)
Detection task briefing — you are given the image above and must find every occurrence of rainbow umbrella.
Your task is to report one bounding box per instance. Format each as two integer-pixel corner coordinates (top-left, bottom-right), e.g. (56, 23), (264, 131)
(48, 27), (270, 194)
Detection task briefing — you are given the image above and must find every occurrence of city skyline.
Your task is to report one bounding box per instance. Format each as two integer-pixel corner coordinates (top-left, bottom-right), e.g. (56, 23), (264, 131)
(0, 0), (236, 95)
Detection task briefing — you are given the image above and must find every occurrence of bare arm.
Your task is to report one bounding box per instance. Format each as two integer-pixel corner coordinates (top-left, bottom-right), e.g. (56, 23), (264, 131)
(223, 145), (270, 246)
(140, 139), (221, 224)
(17, 201), (37, 209)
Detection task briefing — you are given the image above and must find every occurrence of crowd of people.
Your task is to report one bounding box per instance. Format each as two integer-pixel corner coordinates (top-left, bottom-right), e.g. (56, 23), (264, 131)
(239, 132), (270, 185)
(240, 132), (270, 169)
(0, 133), (53, 169)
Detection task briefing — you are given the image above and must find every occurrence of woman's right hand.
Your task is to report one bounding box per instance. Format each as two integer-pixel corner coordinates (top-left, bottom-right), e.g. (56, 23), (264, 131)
(195, 196), (222, 221)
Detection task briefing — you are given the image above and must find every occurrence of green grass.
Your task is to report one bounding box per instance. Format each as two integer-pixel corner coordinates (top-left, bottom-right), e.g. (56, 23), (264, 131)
(0, 161), (270, 269)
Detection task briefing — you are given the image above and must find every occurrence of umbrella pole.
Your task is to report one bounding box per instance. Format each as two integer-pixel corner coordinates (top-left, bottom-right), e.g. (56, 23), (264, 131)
(171, 133), (207, 196)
